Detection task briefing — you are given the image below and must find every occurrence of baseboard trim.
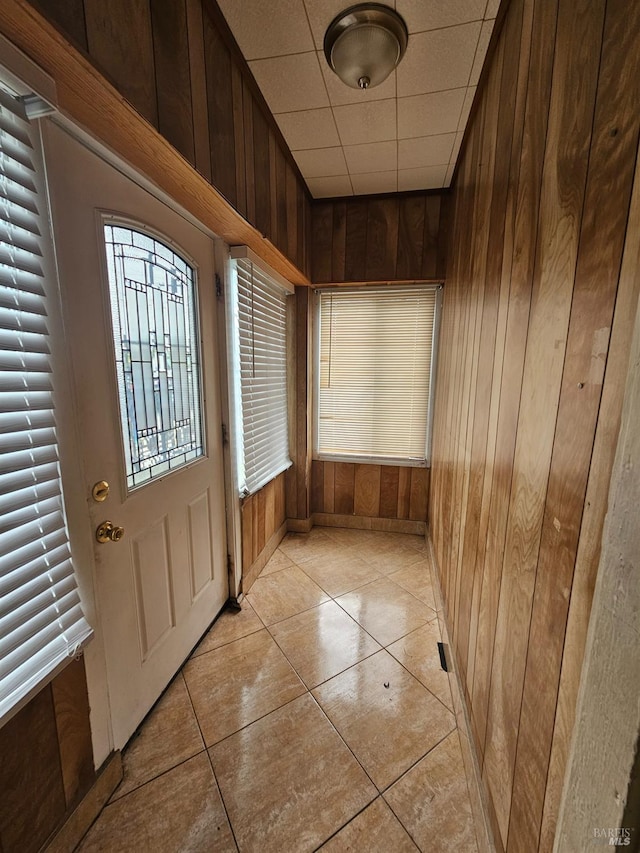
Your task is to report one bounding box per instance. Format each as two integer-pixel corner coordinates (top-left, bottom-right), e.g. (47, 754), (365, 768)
(45, 750), (123, 852)
(286, 516), (314, 533)
(426, 534), (497, 853)
(313, 512), (426, 536)
(242, 520), (287, 592)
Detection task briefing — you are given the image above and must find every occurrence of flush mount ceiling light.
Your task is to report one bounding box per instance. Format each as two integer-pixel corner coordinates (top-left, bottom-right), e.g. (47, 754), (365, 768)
(324, 3), (408, 90)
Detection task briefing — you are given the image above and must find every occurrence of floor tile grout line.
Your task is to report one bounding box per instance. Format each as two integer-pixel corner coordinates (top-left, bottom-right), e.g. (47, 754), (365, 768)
(379, 726), (458, 798)
(202, 748), (241, 852)
(108, 746), (210, 805)
(385, 641), (457, 717)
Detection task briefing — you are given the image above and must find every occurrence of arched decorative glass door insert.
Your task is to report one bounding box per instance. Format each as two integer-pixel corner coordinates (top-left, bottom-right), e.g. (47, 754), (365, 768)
(103, 223), (204, 490)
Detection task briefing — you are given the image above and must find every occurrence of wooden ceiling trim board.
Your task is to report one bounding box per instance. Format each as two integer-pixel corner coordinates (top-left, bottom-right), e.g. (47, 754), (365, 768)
(0, 0), (310, 284)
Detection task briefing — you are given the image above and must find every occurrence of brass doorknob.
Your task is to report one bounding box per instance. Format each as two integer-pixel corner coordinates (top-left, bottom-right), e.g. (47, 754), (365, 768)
(96, 520), (125, 543)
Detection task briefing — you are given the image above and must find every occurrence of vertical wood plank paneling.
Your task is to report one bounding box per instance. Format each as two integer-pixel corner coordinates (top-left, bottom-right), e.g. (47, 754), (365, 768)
(408, 467), (428, 522)
(276, 144), (288, 253)
(240, 472), (288, 580)
(295, 287), (311, 519)
(483, 0), (606, 841)
(34, 0), (311, 277)
(265, 475), (275, 535)
(33, 0), (87, 49)
(397, 194), (425, 279)
(379, 466), (400, 518)
(150, 0), (195, 165)
(297, 183), (307, 274)
(509, 1), (640, 846)
(84, 0), (158, 126)
(268, 130), (278, 244)
(185, 0), (211, 182)
(202, 12), (236, 207)
(397, 467), (411, 518)
(422, 194), (442, 278)
(310, 461), (428, 523)
(286, 161), (298, 264)
(257, 485), (266, 553)
(323, 460), (335, 512)
(311, 459), (324, 512)
(243, 81), (256, 225)
(344, 199), (368, 281)
(540, 141), (640, 851)
(331, 200), (347, 281)
(312, 191), (445, 283)
(455, 36), (504, 690)
(252, 102), (271, 238)
(311, 202), (334, 283)
(471, 0), (556, 772)
(241, 498), (252, 574)
(334, 462), (355, 514)
(365, 198), (399, 280)
(0, 686), (66, 853)
(429, 0), (640, 848)
(465, 0), (525, 716)
(353, 464), (381, 517)
(231, 65), (246, 217)
(51, 657), (94, 808)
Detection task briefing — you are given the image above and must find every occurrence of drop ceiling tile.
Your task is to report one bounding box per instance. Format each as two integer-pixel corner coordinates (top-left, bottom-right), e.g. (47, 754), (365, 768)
(249, 53), (329, 114)
(470, 20), (494, 86)
(485, 0), (501, 19)
(398, 133), (456, 169)
(397, 22), (482, 98)
(303, 0), (358, 51)
(275, 108), (340, 150)
(396, 0), (487, 33)
(398, 89), (466, 139)
(350, 171), (398, 195)
(306, 175), (353, 198)
(457, 86), (477, 131)
(333, 99), (397, 146)
(398, 165), (448, 191)
(294, 146), (348, 177)
(216, 0), (314, 60)
(344, 141), (397, 175)
(318, 52), (397, 106)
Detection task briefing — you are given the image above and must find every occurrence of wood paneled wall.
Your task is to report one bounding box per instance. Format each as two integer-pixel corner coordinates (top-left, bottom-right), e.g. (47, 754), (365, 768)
(0, 658), (95, 853)
(311, 461), (428, 526)
(311, 192), (447, 283)
(241, 471), (287, 590)
(429, 0), (640, 850)
(30, 0), (311, 278)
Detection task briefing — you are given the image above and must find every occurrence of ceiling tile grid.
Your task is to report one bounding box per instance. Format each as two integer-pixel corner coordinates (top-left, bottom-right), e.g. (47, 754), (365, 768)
(217, 0), (499, 197)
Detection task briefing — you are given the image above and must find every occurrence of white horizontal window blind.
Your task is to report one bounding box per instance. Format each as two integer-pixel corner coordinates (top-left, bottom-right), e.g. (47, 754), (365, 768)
(0, 86), (92, 723)
(232, 253), (291, 496)
(317, 284), (440, 465)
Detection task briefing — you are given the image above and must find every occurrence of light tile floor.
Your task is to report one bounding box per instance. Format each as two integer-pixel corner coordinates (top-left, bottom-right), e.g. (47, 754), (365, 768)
(78, 528), (478, 852)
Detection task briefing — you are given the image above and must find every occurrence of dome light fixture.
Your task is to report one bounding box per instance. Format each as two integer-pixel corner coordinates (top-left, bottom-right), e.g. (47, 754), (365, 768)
(324, 3), (408, 90)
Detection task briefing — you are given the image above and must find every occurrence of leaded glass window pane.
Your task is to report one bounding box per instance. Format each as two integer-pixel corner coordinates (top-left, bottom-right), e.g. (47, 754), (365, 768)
(103, 225), (204, 489)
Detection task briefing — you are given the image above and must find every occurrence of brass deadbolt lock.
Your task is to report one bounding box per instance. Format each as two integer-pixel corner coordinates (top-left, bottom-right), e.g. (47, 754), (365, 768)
(96, 520), (125, 543)
(92, 481), (110, 502)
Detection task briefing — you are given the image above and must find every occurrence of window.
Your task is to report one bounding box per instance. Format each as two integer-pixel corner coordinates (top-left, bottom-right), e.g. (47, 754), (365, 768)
(230, 248), (292, 496)
(0, 86), (92, 723)
(103, 224), (204, 490)
(315, 284), (441, 466)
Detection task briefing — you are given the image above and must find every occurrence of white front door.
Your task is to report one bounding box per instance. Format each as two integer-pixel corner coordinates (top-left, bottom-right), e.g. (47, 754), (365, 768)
(42, 121), (228, 748)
